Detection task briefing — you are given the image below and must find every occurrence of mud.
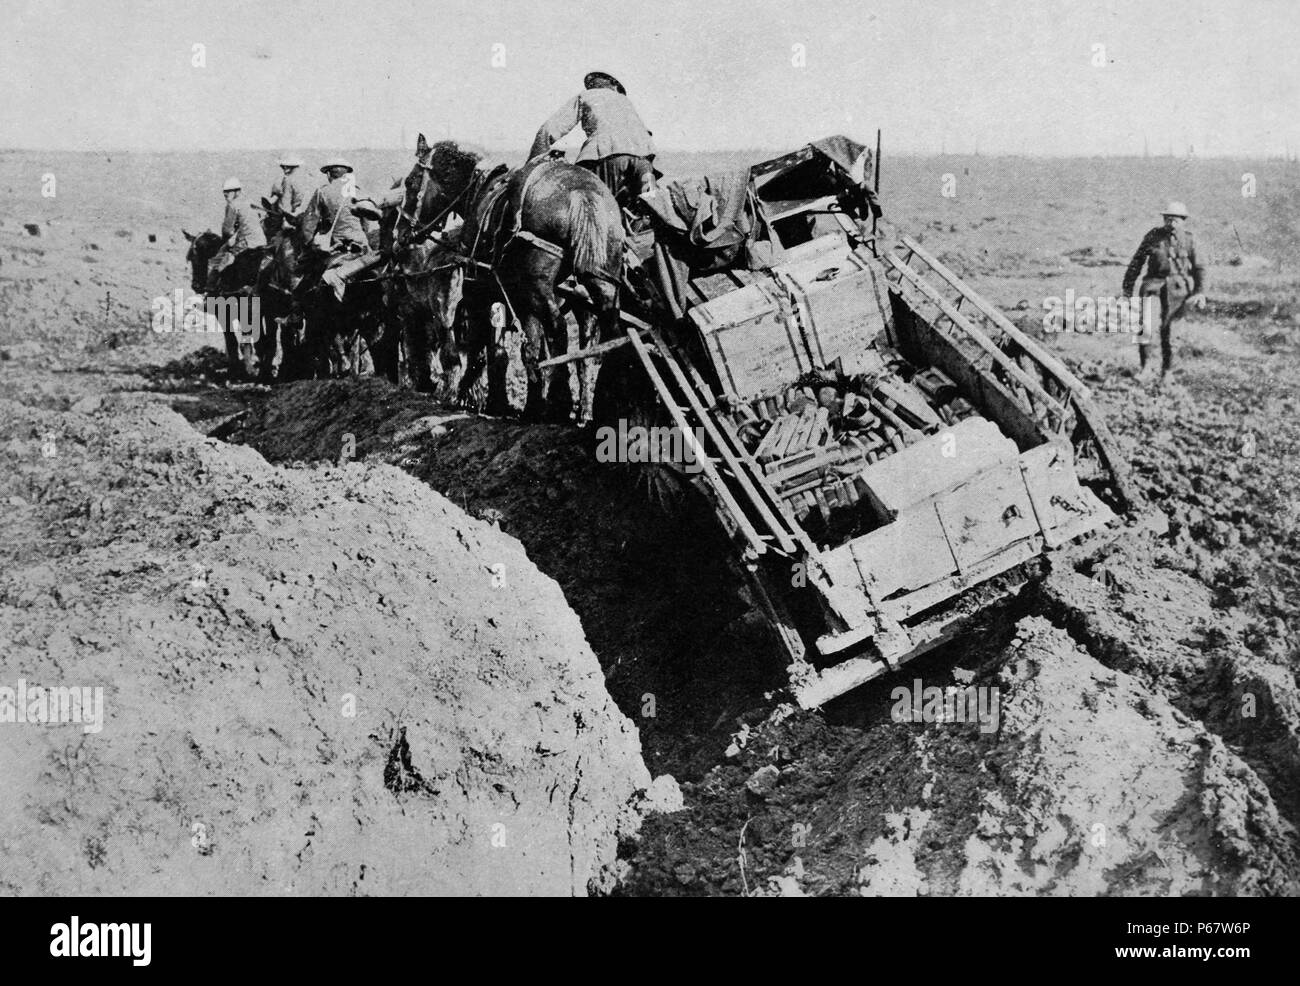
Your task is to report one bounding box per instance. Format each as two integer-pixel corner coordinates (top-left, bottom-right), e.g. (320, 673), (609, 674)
(625, 617), (1296, 896)
(0, 394), (652, 895)
(3, 151), (1299, 895)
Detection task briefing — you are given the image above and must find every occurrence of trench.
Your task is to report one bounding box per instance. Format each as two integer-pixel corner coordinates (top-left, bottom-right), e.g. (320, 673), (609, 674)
(188, 371), (1298, 862)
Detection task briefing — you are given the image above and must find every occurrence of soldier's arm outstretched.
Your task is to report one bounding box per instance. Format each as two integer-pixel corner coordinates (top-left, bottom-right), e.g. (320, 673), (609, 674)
(529, 95), (582, 159)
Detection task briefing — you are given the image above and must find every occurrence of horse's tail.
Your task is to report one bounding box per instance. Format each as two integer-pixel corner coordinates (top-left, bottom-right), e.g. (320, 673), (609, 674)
(566, 190), (610, 276)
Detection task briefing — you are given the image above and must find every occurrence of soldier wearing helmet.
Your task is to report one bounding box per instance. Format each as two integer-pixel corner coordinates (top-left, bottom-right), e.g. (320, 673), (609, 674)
(300, 158), (369, 254)
(206, 176), (267, 293)
(267, 154), (311, 230)
(528, 71), (658, 207)
(1122, 201), (1207, 381)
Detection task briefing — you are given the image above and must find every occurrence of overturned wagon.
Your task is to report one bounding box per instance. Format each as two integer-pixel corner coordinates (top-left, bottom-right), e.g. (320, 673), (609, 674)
(584, 137), (1136, 707)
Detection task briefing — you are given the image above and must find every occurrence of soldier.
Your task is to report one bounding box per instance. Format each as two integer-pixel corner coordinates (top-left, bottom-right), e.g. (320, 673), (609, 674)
(529, 71), (658, 207)
(207, 177), (267, 293)
(267, 154), (311, 230)
(300, 158), (369, 255)
(1122, 201), (1207, 381)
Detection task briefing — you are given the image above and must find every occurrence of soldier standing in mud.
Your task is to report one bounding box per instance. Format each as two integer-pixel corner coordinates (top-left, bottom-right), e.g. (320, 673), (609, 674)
(1122, 201), (1207, 382)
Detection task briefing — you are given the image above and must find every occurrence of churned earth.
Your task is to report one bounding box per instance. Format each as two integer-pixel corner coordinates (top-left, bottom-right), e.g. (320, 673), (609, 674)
(2, 150), (1299, 895)
(0, 393), (660, 895)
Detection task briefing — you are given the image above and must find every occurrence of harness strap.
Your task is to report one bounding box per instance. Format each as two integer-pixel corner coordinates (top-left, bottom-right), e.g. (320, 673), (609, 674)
(513, 229), (565, 258)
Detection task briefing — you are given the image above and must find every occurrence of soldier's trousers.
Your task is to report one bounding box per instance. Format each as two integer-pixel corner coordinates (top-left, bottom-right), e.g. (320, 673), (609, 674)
(1137, 276), (1189, 371)
(580, 155), (657, 209)
(206, 249), (234, 294)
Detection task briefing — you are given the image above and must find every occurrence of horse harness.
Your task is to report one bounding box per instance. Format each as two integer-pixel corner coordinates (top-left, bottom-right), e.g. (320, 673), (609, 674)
(462, 159), (568, 272)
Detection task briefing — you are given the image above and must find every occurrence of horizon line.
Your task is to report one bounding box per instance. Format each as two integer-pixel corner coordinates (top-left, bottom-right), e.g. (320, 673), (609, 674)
(3, 145), (1299, 163)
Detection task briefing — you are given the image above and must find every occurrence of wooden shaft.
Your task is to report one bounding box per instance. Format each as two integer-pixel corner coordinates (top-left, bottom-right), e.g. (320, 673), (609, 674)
(538, 333), (636, 369)
(644, 326), (798, 554)
(625, 328), (769, 558)
(900, 235), (1090, 399)
(886, 254), (1069, 422)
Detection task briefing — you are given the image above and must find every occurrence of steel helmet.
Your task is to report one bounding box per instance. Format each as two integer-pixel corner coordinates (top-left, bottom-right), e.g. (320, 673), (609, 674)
(319, 158), (354, 174)
(584, 71), (626, 94)
(222, 177), (242, 192)
(1162, 201), (1189, 218)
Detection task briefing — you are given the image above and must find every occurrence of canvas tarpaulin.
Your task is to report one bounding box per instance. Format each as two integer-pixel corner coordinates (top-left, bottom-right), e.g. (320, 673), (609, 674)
(640, 169), (780, 318)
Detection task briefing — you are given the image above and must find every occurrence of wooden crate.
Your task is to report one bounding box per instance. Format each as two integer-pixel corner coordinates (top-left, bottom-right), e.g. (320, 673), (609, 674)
(688, 236), (893, 400)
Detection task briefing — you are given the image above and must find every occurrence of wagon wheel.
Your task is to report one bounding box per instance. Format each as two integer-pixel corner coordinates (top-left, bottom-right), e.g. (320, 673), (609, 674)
(592, 345), (695, 515)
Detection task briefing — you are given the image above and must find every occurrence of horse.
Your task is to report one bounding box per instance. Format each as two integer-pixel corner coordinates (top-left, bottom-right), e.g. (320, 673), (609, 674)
(296, 252), (389, 380)
(182, 229), (264, 380)
(283, 198), (395, 382)
(383, 227), (473, 399)
(253, 223), (304, 382)
(394, 134), (625, 423)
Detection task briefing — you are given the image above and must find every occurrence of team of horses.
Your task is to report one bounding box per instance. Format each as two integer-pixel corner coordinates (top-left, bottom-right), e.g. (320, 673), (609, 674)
(183, 135), (626, 423)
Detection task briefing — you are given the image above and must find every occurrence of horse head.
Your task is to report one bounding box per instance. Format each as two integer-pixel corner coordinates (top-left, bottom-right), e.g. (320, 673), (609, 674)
(182, 229), (223, 293)
(394, 133), (481, 248)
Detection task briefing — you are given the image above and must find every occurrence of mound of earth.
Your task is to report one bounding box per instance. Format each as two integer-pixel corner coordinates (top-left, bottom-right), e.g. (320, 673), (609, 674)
(622, 616), (1298, 897)
(224, 376), (1300, 896)
(229, 378), (786, 782)
(1039, 536), (1300, 827)
(0, 396), (652, 896)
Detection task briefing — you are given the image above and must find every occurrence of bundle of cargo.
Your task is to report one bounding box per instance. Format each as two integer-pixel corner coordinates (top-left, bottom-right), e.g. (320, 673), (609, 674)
(725, 355), (982, 532)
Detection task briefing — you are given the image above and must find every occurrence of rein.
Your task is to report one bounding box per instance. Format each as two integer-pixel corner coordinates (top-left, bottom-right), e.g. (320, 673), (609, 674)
(400, 160), (475, 247)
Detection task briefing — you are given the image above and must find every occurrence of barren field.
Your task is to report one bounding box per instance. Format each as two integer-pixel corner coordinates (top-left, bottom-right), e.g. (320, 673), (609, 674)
(2, 149), (1298, 895)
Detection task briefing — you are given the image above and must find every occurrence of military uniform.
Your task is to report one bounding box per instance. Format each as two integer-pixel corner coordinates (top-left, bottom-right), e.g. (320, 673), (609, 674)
(301, 177), (369, 252)
(207, 195), (266, 291)
(222, 197), (267, 251)
(268, 171), (312, 223)
(1122, 223), (1205, 375)
(530, 76), (657, 205)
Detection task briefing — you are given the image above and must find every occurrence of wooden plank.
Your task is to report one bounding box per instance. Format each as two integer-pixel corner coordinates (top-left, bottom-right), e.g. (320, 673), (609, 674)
(644, 326), (798, 554)
(538, 331), (637, 369)
(879, 537), (1041, 624)
(743, 561), (807, 666)
(860, 392), (919, 443)
(754, 415), (790, 462)
(712, 412), (807, 546)
(620, 310), (654, 332)
(900, 235), (1092, 400)
(896, 241), (1136, 509)
(859, 419), (1018, 521)
(895, 303), (1043, 451)
(773, 407), (815, 460)
(764, 442), (840, 486)
(845, 506), (956, 599)
(870, 376), (943, 429)
(777, 246), (893, 376)
(790, 406), (824, 455)
(886, 254), (1069, 424)
(625, 328), (768, 558)
(688, 279), (809, 399)
(937, 466), (1040, 570)
(767, 194), (838, 223)
(792, 654), (891, 709)
(751, 145), (816, 180)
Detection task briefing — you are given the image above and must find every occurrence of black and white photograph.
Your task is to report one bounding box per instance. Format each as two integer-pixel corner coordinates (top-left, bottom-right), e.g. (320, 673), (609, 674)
(0, 0), (1296, 932)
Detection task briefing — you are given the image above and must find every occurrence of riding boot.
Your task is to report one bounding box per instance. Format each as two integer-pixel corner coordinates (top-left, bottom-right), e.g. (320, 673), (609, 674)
(1136, 344), (1155, 382)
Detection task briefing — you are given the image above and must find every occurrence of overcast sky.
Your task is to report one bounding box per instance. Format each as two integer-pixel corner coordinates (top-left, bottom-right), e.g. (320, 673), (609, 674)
(3, 0), (1297, 156)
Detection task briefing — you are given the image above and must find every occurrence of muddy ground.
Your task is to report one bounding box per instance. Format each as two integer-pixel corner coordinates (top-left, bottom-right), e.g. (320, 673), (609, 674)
(2, 151), (1298, 895)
